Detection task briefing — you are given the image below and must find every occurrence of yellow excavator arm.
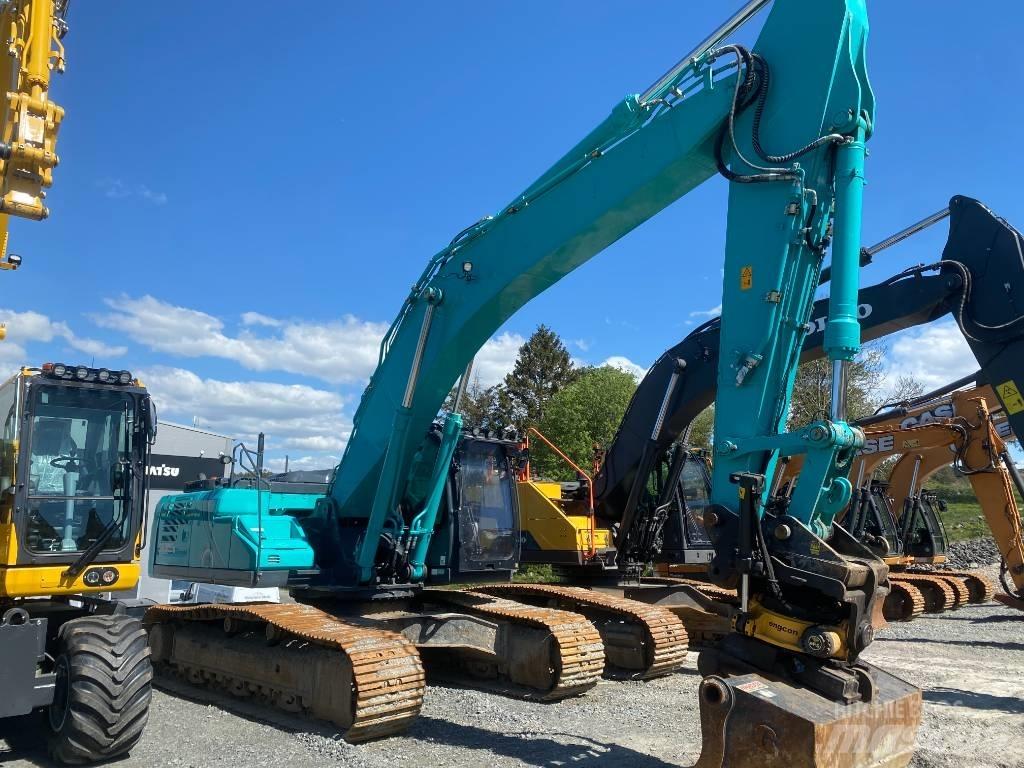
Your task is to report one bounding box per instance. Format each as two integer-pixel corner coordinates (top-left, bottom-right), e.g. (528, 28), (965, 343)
(0, 0), (67, 268)
(886, 394), (1024, 600)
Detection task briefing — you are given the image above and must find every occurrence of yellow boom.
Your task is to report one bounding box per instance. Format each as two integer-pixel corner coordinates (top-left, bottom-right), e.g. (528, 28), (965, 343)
(0, 0), (67, 268)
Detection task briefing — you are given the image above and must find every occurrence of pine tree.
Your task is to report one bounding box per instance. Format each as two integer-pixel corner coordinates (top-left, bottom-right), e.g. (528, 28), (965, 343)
(499, 325), (577, 430)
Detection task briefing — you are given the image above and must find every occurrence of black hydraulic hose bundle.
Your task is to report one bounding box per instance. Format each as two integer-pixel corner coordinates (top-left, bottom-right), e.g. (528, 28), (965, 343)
(712, 47), (847, 185)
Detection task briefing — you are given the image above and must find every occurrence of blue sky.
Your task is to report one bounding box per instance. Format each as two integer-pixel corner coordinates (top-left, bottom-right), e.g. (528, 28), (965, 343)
(3, 2), (1022, 470)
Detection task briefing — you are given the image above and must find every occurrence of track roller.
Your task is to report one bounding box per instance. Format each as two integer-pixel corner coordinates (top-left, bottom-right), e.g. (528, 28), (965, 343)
(929, 569), (995, 603)
(891, 573), (956, 613)
(882, 581), (926, 622)
(145, 603), (424, 742)
(475, 583), (689, 679)
(420, 589), (605, 699)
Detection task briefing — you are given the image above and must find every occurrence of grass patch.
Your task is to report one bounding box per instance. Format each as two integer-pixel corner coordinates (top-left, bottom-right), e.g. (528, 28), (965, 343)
(937, 501), (990, 541)
(513, 564), (566, 584)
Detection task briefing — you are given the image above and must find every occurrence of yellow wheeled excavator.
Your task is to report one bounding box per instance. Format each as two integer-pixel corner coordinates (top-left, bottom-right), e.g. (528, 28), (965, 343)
(0, 363), (157, 763)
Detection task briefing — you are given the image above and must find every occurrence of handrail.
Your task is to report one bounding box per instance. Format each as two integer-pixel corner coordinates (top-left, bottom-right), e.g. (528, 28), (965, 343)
(524, 426), (598, 560)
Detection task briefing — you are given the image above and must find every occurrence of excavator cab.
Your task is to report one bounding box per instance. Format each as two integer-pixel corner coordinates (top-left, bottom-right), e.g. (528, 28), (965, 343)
(846, 480), (905, 559)
(659, 449), (716, 568)
(425, 434), (521, 583)
(900, 490), (950, 562)
(1, 364), (153, 594)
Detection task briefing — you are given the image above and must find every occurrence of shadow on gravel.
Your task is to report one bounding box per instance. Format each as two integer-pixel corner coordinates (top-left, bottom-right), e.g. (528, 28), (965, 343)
(923, 687), (1024, 714)
(912, 613), (1023, 625)
(882, 637), (1024, 651)
(0, 713), (133, 768)
(413, 716), (677, 767)
(0, 714), (55, 767)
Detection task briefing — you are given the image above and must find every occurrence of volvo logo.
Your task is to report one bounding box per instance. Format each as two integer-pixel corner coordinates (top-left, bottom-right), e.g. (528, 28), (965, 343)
(805, 304), (873, 335)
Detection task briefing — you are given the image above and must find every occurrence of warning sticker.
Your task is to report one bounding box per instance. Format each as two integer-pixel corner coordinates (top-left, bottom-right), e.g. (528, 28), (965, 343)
(740, 266), (753, 291)
(736, 680), (767, 693)
(998, 380), (1024, 415)
(901, 438), (921, 450)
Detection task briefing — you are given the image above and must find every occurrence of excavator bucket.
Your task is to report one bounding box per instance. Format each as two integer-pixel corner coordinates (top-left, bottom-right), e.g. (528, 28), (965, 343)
(691, 665), (921, 768)
(994, 593), (1024, 612)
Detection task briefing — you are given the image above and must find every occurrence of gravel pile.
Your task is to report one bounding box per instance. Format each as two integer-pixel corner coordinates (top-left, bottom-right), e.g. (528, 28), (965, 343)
(939, 536), (1001, 569)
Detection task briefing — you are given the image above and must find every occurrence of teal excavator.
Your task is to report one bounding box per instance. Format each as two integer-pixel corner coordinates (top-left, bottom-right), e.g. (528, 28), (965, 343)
(149, 2), (923, 765)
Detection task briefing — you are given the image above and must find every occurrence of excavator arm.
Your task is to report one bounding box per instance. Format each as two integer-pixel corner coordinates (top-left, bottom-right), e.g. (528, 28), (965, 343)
(0, 0), (67, 264)
(318, 0), (877, 599)
(597, 263), (957, 528)
(599, 196), (1024, 570)
(885, 393), (1024, 600)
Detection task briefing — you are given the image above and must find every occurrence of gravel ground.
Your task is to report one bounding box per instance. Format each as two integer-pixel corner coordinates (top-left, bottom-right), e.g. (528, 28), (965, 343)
(2, 565), (1022, 768)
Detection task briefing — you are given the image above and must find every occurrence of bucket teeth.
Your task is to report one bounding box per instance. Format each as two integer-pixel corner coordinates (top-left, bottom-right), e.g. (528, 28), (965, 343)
(145, 602), (424, 742)
(475, 583), (689, 679)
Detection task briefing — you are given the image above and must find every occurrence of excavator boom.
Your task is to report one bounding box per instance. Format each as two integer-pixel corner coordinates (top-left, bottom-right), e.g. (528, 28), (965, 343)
(320, 0), (877, 593)
(0, 0), (68, 263)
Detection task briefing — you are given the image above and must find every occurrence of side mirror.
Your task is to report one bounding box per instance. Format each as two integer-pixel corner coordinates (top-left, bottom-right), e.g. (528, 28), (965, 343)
(142, 398), (158, 442)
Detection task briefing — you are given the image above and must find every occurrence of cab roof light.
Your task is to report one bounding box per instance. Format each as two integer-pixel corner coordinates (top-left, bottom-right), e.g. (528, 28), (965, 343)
(40, 363), (134, 385)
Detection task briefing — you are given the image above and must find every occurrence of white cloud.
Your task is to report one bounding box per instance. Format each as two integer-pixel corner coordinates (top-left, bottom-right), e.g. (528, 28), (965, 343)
(140, 366), (349, 468)
(602, 355), (647, 380)
(689, 304), (722, 319)
(97, 178), (167, 205)
(0, 308), (126, 372)
(263, 455), (337, 474)
(471, 332), (524, 388)
(240, 311), (281, 328)
(95, 296), (387, 385)
(572, 338), (591, 352)
(883, 320), (975, 392)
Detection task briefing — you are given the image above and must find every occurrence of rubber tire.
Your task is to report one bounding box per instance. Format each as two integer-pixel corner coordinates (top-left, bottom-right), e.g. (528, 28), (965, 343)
(46, 614), (153, 764)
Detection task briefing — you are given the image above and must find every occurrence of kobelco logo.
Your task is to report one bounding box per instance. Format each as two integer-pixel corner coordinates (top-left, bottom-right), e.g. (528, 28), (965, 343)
(805, 304), (873, 335)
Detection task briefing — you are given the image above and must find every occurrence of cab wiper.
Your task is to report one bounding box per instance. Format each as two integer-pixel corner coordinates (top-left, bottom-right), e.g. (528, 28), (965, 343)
(63, 507), (124, 579)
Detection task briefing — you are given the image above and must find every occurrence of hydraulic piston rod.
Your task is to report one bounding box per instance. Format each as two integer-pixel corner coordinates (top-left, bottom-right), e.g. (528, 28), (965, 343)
(824, 121), (869, 422)
(640, 0), (772, 104)
(820, 206), (951, 284)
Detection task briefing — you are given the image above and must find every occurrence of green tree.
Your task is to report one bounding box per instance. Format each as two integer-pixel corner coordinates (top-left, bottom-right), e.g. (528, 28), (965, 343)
(687, 405), (715, 451)
(532, 366), (638, 480)
(788, 344), (886, 427)
(442, 373), (511, 433)
(499, 325), (577, 430)
(882, 374), (926, 405)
